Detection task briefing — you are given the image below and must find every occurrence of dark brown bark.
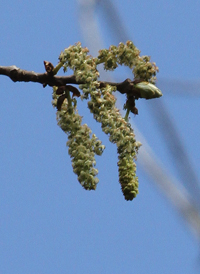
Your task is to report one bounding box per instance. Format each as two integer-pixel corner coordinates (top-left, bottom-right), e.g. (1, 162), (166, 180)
(0, 65), (140, 97)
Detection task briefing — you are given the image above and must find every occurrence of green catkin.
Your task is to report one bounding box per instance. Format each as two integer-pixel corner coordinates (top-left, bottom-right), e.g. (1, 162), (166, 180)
(88, 85), (139, 200)
(53, 40), (160, 200)
(52, 89), (105, 190)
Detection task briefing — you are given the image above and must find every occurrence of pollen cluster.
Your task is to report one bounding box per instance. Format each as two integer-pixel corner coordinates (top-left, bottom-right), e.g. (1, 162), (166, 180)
(52, 41), (160, 200)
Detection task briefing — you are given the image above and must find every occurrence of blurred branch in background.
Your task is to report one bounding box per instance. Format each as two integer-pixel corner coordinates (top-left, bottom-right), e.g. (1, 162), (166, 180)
(77, 0), (200, 239)
(159, 79), (200, 96)
(136, 129), (200, 240)
(149, 99), (200, 209)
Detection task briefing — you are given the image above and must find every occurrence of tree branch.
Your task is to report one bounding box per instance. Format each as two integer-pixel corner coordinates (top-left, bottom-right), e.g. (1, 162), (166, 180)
(0, 65), (81, 87)
(0, 65), (139, 96)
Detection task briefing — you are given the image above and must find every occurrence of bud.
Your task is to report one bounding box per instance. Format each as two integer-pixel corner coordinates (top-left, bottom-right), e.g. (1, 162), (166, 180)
(135, 82), (162, 99)
(44, 61), (54, 74)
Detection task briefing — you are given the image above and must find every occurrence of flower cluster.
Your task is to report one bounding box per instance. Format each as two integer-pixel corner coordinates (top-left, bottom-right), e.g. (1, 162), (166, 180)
(97, 41), (158, 83)
(52, 88), (105, 190)
(52, 41), (160, 200)
(59, 42), (99, 99)
(134, 56), (159, 83)
(88, 85), (139, 200)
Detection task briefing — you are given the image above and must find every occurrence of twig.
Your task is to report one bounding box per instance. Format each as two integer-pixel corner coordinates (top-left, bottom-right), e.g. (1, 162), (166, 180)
(0, 65), (139, 96)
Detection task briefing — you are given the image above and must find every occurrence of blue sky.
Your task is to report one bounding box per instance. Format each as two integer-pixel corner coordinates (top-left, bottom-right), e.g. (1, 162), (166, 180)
(0, 0), (200, 273)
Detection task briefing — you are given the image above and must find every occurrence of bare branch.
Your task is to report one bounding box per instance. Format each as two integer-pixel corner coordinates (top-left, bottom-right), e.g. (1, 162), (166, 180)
(0, 65), (138, 95)
(0, 65), (80, 87)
